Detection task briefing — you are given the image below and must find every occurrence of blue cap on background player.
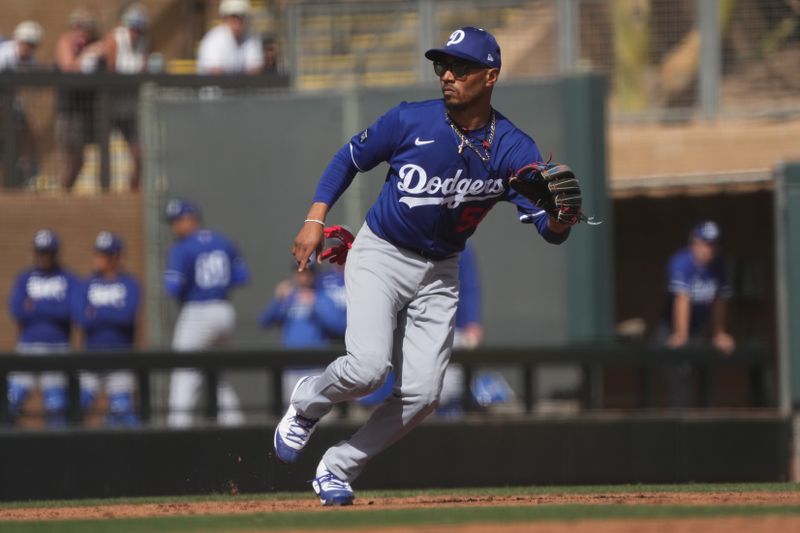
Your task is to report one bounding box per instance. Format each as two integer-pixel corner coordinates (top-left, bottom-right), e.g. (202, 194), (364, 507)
(690, 220), (720, 243)
(425, 27), (501, 69)
(165, 198), (200, 223)
(95, 231), (123, 255)
(33, 229), (59, 252)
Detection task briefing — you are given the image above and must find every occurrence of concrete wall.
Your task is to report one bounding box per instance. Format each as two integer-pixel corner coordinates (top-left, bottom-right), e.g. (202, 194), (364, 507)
(150, 76), (611, 348)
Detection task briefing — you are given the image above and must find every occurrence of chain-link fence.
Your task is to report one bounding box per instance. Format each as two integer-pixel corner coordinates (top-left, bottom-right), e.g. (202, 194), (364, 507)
(285, 0), (800, 118)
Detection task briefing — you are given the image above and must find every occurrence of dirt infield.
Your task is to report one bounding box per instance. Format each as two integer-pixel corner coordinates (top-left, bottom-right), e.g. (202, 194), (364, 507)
(3, 490), (800, 522)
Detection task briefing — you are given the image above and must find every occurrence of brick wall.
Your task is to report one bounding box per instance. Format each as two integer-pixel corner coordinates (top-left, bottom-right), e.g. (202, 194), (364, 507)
(0, 192), (144, 350)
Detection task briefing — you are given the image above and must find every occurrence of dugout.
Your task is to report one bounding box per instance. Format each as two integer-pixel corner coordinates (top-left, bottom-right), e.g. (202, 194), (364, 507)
(610, 175), (778, 408)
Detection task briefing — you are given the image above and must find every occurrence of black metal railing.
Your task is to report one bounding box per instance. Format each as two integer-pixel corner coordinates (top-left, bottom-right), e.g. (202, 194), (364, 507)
(0, 344), (772, 426)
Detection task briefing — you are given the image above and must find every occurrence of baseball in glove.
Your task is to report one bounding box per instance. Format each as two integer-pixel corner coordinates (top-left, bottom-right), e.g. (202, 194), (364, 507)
(508, 162), (593, 226)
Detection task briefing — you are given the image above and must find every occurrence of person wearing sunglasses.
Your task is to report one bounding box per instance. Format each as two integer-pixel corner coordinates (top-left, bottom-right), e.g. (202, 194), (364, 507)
(276, 26), (576, 506)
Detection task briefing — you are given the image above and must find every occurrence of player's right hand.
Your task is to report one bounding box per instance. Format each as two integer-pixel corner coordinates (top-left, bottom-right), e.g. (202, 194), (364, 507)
(292, 221), (324, 271)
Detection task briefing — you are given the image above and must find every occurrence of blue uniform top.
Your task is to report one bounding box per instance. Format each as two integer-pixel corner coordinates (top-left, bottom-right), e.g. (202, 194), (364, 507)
(8, 267), (78, 345)
(259, 275), (346, 348)
(315, 270), (347, 337)
(456, 245), (481, 329)
(313, 99), (569, 259)
(164, 229), (249, 302)
(73, 272), (140, 349)
(663, 248), (731, 335)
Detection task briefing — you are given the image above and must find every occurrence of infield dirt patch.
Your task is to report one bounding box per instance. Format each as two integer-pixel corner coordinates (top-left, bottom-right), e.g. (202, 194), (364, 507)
(2, 490), (800, 522)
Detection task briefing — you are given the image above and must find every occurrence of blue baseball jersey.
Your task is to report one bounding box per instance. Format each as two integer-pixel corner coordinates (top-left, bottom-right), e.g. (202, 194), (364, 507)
(8, 267), (78, 344)
(663, 248), (731, 334)
(260, 284), (344, 348)
(313, 99), (569, 259)
(73, 272), (140, 349)
(315, 270), (347, 337)
(455, 245), (481, 328)
(164, 229), (249, 302)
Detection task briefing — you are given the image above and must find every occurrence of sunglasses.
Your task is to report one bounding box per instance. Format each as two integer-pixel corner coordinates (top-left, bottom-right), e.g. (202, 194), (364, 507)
(433, 60), (486, 79)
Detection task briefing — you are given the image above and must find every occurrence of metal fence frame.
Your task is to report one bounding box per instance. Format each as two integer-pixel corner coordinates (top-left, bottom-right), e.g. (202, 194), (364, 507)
(0, 344), (772, 427)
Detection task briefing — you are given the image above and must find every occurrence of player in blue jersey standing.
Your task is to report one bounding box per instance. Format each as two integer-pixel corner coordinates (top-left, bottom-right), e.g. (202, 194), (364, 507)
(8, 229), (79, 425)
(73, 231), (140, 425)
(661, 220), (735, 406)
(164, 199), (250, 427)
(274, 27), (582, 505)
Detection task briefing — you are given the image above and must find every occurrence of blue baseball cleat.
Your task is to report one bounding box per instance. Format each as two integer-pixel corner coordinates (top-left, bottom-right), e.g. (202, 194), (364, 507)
(274, 376), (319, 463)
(312, 462), (355, 506)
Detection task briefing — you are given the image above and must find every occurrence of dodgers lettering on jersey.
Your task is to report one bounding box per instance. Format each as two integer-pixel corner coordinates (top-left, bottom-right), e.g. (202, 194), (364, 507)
(8, 268), (78, 344)
(663, 248), (731, 334)
(74, 273), (140, 349)
(164, 229), (249, 302)
(313, 99), (569, 259)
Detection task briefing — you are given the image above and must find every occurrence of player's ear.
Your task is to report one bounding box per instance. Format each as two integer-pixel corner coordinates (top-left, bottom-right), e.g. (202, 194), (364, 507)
(485, 68), (499, 88)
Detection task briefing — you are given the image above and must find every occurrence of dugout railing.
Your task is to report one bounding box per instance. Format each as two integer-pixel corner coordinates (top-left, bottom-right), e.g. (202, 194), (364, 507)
(0, 344), (771, 426)
(0, 71), (290, 190)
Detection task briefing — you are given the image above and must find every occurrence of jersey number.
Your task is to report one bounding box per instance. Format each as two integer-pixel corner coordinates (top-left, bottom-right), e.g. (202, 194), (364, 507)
(195, 251), (230, 289)
(456, 206), (491, 233)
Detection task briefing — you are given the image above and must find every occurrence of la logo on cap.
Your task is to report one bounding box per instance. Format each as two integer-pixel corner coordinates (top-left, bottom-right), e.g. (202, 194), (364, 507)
(446, 29), (465, 46)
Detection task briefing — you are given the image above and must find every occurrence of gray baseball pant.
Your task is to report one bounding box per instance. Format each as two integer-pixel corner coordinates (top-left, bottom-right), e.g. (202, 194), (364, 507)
(293, 222), (459, 482)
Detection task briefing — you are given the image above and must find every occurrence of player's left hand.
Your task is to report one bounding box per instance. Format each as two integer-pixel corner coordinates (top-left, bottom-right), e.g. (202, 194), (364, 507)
(320, 225), (355, 265)
(509, 162), (584, 226)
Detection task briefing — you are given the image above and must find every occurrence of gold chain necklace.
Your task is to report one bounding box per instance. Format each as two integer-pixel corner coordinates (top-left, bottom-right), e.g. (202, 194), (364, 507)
(446, 109), (496, 163)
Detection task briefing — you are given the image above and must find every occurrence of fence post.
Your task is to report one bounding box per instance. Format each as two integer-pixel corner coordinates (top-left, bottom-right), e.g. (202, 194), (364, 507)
(698, 0), (721, 120)
(557, 0), (579, 73)
(416, 0), (436, 83)
(1, 87), (17, 188)
(96, 86), (111, 190)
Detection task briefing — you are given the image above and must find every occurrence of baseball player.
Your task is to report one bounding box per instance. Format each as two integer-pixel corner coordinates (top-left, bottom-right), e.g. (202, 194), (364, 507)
(73, 232), (140, 426)
(7, 229), (78, 425)
(164, 199), (249, 427)
(274, 27), (583, 505)
(661, 220), (735, 406)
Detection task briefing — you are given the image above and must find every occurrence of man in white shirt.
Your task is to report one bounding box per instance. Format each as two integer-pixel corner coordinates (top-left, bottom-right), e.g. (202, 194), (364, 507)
(0, 21), (42, 187)
(0, 21), (43, 71)
(197, 0), (263, 75)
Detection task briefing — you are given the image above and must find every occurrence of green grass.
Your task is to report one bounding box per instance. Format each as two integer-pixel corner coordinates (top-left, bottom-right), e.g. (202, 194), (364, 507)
(2, 483), (800, 532)
(3, 504), (800, 533)
(2, 482), (799, 510)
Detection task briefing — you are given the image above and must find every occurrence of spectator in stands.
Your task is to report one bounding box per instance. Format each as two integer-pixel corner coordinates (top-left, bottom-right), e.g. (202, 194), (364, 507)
(102, 3), (150, 191)
(73, 232), (140, 426)
(197, 0), (264, 75)
(7, 230), (79, 426)
(55, 9), (103, 191)
(0, 21), (43, 188)
(0, 21), (43, 71)
(261, 35), (280, 74)
(661, 220), (736, 407)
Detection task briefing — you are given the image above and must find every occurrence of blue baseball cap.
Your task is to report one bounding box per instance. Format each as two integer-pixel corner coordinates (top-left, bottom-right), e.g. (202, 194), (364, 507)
(94, 231), (123, 255)
(33, 229), (59, 252)
(165, 198), (200, 223)
(425, 27), (501, 69)
(690, 220), (720, 243)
